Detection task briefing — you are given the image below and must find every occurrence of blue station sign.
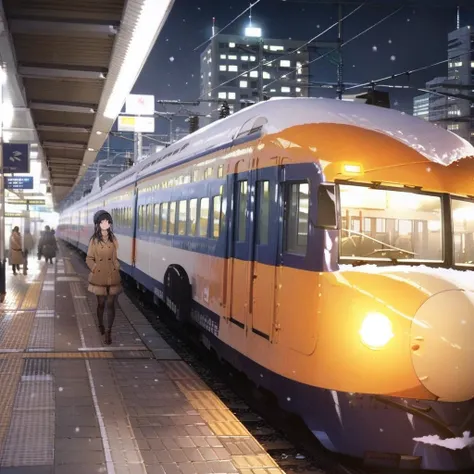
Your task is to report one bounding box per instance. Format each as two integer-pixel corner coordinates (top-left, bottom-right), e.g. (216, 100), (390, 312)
(3, 143), (30, 173)
(4, 176), (33, 190)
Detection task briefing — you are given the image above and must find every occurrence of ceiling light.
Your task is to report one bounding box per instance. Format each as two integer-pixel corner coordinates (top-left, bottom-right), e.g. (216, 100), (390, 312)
(103, 0), (174, 119)
(1, 100), (14, 129)
(96, 131), (103, 135)
(87, 147), (95, 152)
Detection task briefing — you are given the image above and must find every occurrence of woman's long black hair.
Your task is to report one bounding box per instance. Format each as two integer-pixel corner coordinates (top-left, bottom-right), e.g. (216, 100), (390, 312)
(90, 217), (116, 243)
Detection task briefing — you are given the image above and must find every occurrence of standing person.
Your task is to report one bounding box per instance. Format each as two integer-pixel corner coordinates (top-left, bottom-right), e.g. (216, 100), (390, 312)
(22, 229), (35, 275)
(86, 210), (121, 345)
(9, 227), (23, 275)
(39, 226), (57, 264)
(37, 230), (44, 260)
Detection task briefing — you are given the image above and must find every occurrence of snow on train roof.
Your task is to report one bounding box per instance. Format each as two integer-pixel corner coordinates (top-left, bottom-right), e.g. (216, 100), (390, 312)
(92, 97), (474, 200)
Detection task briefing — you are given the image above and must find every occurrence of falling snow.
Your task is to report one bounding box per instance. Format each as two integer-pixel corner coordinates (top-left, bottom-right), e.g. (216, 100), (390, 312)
(388, 39), (392, 44)
(390, 55), (396, 61)
(372, 45), (378, 52)
(169, 56), (175, 62)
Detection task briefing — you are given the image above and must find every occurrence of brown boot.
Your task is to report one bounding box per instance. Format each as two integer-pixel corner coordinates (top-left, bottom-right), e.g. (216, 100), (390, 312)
(104, 330), (112, 345)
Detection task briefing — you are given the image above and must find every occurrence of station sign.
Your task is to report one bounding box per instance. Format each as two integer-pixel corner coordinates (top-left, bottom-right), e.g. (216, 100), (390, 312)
(125, 94), (155, 116)
(118, 115), (155, 133)
(5, 212), (24, 218)
(3, 143), (30, 173)
(4, 176), (33, 190)
(7, 199), (46, 206)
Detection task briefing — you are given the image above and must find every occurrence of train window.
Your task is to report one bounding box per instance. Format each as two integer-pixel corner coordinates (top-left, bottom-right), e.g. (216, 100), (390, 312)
(285, 182), (309, 255)
(160, 203), (168, 234)
(138, 206), (144, 230)
(217, 165), (224, 178)
(316, 184), (337, 229)
(169, 202), (177, 235)
(212, 195), (222, 239)
(153, 204), (160, 232)
(193, 170), (199, 182)
(188, 199), (198, 236)
(147, 204), (153, 231)
(199, 198), (210, 237)
(256, 181), (270, 245)
(204, 167), (213, 179)
(237, 181), (248, 242)
(178, 201), (187, 235)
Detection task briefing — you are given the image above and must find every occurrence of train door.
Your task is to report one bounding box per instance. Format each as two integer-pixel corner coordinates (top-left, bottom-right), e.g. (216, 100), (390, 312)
(248, 164), (279, 340)
(228, 170), (250, 328)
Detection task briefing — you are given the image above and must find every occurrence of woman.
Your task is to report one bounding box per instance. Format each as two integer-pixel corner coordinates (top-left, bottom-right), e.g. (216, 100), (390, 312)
(39, 226), (57, 264)
(86, 210), (122, 345)
(9, 227), (23, 275)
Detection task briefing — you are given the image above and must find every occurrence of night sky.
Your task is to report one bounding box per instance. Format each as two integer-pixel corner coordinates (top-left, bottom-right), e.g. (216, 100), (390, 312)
(111, 0), (474, 151)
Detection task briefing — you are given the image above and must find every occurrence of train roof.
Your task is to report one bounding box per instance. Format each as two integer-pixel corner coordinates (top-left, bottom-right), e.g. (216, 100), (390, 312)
(64, 97), (474, 210)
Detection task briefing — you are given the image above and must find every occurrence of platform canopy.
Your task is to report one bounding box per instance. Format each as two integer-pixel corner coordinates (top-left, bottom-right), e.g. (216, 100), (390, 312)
(1, 0), (174, 204)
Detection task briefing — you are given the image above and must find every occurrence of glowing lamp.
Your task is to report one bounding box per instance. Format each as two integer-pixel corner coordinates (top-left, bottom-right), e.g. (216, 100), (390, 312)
(342, 163), (363, 175)
(359, 312), (394, 350)
(245, 27), (262, 38)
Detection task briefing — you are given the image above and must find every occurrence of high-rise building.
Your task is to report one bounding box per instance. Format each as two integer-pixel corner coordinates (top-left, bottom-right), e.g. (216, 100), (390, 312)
(200, 29), (334, 122)
(413, 26), (474, 143)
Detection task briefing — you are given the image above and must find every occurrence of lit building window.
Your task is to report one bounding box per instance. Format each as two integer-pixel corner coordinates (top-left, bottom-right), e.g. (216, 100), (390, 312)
(448, 124), (460, 131)
(240, 80), (248, 88)
(296, 87), (301, 92)
(471, 61), (474, 68)
(219, 65), (227, 71)
(228, 65), (238, 72)
(229, 42), (235, 48)
(220, 54), (227, 59)
(263, 71), (270, 79)
(454, 61), (463, 67)
(241, 55), (249, 61)
(208, 72), (211, 76)
(264, 45), (268, 49)
(270, 45), (284, 51)
(250, 71), (258, 77)
(296, 62), (303, 74)
(270, 89), (276, 92)
(228, 92), (236, 100)
(218, 92), (227, 99)
(280, 60), (291, 67)
(228, 55), (237, 60)
(250, 56), (256, 61)
(297, 78), (302, 82)
(281, 86), (291, 93)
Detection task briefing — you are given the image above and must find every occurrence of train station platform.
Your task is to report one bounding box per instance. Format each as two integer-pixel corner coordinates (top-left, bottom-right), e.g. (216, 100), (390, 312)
(0, 242), (284, 474)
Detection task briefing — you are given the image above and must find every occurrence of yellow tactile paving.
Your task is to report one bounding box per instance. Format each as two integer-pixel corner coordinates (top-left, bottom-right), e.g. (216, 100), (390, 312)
(199, 408), (242, 424)
(0, 358), (24, 452)
(161, 360), (201, 379)
(0, 352), (113, 359)
(20, 281), (42, 310)
(232, 454), (280, 470)
(0, 312), (36, 350)
(183, 389), (229, 410)
(239, 469), (285, 474)
(209, 421), (254, 437)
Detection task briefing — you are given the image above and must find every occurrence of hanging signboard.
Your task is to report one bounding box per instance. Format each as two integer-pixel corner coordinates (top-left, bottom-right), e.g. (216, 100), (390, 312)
(5, 212), (24, 218)
(7, 199), (46, 206)
(125, 94), (155, 116)
(117, 116), (155, 133)
(2, 143), (30, 173)
(4, 176), (33, 190)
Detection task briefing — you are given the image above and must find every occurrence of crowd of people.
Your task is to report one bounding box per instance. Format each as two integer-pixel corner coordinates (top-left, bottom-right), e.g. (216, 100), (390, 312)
(9, 225), (57, 275)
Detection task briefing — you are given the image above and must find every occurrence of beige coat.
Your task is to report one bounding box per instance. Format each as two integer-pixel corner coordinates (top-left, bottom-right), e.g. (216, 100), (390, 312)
(9, 232), (24, 265)
(86, 237), (122, 296)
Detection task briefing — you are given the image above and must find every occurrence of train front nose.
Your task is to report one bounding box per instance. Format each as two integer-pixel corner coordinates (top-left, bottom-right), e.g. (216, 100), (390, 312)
(411, 290), (474, 402)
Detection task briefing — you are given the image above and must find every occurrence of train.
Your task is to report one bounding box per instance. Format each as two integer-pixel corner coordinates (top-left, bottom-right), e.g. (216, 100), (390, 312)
(58, 97), (474, 471)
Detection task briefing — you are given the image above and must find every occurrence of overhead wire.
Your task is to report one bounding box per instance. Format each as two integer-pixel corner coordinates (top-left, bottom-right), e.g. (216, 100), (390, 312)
(264, 4), (404, 91)
(199, 1), (367, 100)
(194, 0), (263, 52)
(344, 48), (474, 91)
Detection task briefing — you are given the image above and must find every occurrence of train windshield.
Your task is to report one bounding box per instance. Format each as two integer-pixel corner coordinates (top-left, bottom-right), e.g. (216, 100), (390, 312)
(452, 198), (474, 267)
(338, 184), (443, 263)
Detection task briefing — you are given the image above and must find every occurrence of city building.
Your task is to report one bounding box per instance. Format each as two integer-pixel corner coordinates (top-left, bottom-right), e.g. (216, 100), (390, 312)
(199, 27), (335, 122)
(413, 26), (474, 143)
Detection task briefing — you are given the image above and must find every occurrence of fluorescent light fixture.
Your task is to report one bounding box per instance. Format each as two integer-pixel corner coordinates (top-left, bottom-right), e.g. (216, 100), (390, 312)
(103, 0), (174, 119)
(3, 131), (12, 142)
(1, 100), (14, 128)
(245, 27), (262, 38)
(0, 67), (6, 85)
(88, 147), (95, 152)
(30, 151), (39, 159)
(96, 131), (103, 135)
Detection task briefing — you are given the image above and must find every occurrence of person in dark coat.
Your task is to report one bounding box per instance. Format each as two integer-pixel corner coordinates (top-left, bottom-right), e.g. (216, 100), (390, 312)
(86, 210), (122, 345)
(9, 226), (23, 275)
(38, 230), (44, 260)
(39, 226), (57, 264)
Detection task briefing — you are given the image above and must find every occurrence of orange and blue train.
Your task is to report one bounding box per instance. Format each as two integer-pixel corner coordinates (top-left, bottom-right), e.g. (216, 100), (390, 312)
(59, 97), (474, 471)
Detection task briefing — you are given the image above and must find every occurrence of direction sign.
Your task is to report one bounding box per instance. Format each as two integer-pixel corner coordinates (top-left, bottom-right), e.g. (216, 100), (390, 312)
(2, 143), (30, 173)
(118, 116), (155, 133)
(125, 94), (155, 116)
(5, 212), (24, 218)
(4, 176), (33, 190)
(7, 199), (46, 206)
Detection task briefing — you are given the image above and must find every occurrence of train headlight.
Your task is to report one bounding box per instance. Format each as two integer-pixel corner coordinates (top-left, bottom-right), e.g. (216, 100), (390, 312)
(359, 312), (394, 349)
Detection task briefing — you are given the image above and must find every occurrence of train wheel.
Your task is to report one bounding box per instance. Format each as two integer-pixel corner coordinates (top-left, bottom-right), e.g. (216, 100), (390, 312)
(163, 264), (192, 322)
